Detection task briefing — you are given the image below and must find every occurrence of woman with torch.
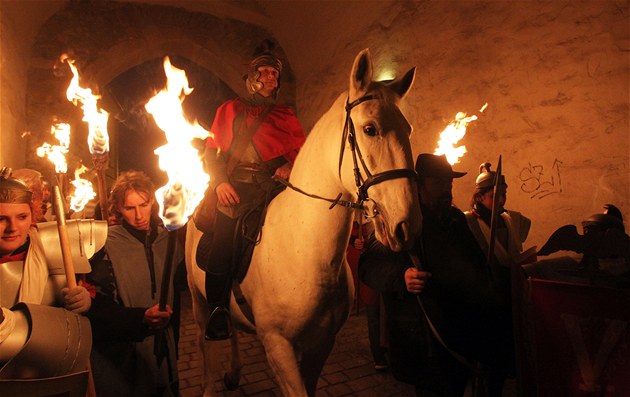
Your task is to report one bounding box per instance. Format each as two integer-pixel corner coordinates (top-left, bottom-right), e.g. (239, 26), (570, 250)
(86, 170), (183, 397)
(0, 167), (92, 380)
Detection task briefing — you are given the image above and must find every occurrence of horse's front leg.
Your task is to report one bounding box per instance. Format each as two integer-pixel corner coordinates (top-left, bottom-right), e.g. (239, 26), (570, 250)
(260, 331), (308, 397)
(187, 277), (215, 397)
(300, 335), (336, 396)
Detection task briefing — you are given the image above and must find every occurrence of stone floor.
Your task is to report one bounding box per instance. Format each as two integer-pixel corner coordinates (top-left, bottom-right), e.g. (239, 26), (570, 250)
(176, 291), (516, 397)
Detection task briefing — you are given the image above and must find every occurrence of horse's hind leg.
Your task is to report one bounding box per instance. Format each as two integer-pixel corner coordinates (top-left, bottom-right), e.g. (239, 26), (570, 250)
(223, 330), (241, 390)
(261, 332), (308, 397)
(301, 337), (335, 396)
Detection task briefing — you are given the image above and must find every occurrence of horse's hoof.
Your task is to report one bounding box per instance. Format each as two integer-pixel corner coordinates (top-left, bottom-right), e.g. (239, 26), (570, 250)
(224, 373), (240, 391)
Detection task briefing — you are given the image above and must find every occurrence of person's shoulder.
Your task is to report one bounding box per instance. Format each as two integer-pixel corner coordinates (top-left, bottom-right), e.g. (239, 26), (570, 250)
(271, 103), (297, 115)
(214, 98), (244, 115)
(506, 209), (529, 220)
(218, 98), (243, 109)
(449, 206), (467, 220)
(107, 224), (127, 239)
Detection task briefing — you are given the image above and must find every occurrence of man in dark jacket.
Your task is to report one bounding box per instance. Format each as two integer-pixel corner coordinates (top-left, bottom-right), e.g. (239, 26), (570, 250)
(87, 170), (184, 397)
(359, 154), (511, 397)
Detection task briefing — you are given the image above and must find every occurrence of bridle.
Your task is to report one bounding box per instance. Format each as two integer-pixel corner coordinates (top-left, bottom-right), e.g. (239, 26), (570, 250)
(338, 94), (417, 207)
(276, 93), (417, 213)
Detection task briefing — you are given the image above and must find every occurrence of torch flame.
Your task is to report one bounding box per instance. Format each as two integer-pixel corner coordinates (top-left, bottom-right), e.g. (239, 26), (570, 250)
(37, 122), (71, 173)
(434, 103), (488, 165)
(63, 56), (110, 156)
(146, 57), (211, 230)
(69, 164), (96, 213)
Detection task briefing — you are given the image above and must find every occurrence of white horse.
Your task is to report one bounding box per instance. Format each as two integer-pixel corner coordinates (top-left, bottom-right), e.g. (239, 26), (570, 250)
(185, 48), (421, 397)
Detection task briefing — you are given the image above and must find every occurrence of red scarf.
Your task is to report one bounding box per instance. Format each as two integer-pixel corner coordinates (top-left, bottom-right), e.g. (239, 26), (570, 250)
(0, 250), (26, 264)
(206, 98), (306, 163)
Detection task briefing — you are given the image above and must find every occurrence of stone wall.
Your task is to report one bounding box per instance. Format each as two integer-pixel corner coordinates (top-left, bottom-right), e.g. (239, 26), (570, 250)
(290, 0), (629, 248)
(0, 0), (628, 249)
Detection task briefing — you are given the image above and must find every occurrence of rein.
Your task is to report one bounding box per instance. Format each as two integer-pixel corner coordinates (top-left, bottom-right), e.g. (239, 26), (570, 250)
(279, 93), (417, 213)
(274, 177), (364, 210)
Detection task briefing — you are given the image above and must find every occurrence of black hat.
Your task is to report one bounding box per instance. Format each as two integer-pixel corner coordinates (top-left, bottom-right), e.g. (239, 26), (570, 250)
(415, 154), (467, 179)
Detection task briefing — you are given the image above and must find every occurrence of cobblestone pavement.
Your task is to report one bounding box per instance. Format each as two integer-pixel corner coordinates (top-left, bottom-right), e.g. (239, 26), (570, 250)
(177, 291), (516, 397)
(177, 291), (415, 397)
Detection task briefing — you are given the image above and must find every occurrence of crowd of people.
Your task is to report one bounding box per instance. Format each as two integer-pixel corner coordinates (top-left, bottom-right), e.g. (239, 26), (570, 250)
(1, 43), (628, 397)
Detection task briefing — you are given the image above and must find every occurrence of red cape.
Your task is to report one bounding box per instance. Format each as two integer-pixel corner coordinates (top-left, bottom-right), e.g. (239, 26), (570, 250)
(206, 98), (306, 163)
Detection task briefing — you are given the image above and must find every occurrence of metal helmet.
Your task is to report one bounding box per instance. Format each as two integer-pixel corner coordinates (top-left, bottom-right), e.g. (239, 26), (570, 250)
(0, 167), (33, 204)
(475, 162), (507, 191)
(244, 53), (283, 97)
(582, 204), (625, 233)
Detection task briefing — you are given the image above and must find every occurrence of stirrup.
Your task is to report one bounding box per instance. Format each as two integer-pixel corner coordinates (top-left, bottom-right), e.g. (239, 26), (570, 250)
(205, 307), (232, 341)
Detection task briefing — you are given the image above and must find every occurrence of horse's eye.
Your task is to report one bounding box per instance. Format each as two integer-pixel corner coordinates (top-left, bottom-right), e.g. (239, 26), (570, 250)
(363, 124), (378, 136)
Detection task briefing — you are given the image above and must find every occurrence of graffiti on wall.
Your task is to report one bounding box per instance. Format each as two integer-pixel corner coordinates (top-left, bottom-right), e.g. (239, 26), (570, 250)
(519, 159), (563, 199)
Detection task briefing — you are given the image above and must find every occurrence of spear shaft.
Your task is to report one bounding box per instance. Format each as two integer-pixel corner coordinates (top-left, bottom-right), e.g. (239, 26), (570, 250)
(487, 155), (503, 266)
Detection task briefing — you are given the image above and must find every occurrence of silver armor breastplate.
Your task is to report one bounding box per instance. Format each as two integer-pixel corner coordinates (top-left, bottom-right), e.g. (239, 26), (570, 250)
(0, 260), (64, 308)
(37, 219), (108, 274)
(0, 219), (107, 308)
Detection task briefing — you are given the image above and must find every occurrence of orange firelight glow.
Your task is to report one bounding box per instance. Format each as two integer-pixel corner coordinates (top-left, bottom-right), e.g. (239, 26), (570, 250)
(36, 122), (71, 173)
(69, 164), (96, 213)
(434, 103), (488, 165)
(145, 57), (211, 230)
(62, 55), (110, 156)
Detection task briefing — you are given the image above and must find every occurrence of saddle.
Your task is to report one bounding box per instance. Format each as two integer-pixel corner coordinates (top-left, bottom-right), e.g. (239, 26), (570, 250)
(195, 201), (267, 283)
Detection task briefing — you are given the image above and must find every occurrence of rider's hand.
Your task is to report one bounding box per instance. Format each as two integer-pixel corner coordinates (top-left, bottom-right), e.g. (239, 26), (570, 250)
(353, 238), (365, 251)
(404, 267), (431, 294)
(216, 182), (240, 207)
(273, 163), (293, 181)
(143, 304), (172, 330)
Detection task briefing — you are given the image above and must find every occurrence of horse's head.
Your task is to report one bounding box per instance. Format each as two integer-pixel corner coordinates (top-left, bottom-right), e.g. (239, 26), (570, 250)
(339, 49), (421, 251)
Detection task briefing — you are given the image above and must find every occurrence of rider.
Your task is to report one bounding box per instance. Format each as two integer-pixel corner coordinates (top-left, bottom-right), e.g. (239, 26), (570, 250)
(201, 44), (306, 340)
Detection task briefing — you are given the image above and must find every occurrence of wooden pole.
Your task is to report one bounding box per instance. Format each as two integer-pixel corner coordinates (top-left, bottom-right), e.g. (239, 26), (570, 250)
(51, 184), (76, 288)
(154, 230), (178, 364)
(158, 230), (178, 310)
(92, 153), (109, 221)
(53, 183), (97, 397)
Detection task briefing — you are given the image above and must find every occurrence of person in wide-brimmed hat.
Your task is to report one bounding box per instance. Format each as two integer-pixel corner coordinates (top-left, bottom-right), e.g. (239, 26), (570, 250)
(360, 153), (512, 397)
(414, 153), (466, 219)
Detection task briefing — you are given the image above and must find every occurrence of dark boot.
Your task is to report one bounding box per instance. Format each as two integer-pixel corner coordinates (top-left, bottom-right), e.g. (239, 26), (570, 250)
(203, 211), (238, 341)
(205, 306), (232, 341)
(205, 273), (233, 341)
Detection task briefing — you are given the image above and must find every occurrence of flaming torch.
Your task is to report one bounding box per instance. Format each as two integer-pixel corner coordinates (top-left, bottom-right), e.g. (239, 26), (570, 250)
(69, 164), (97, 215)
(146, 57), (210, 232)
(434, 103), (488, 165)
(37, 121), (71, 210)
(145, 57), (210, 362)
(63, 55), (110, 221)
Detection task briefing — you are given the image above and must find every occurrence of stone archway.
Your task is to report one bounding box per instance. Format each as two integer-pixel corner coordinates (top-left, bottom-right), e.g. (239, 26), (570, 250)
(24, 0), (295, 179)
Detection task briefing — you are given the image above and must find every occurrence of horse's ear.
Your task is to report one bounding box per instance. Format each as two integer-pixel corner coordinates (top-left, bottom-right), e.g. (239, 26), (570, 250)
(349, 49), (373, 98)
(389, 67), (415, 99)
